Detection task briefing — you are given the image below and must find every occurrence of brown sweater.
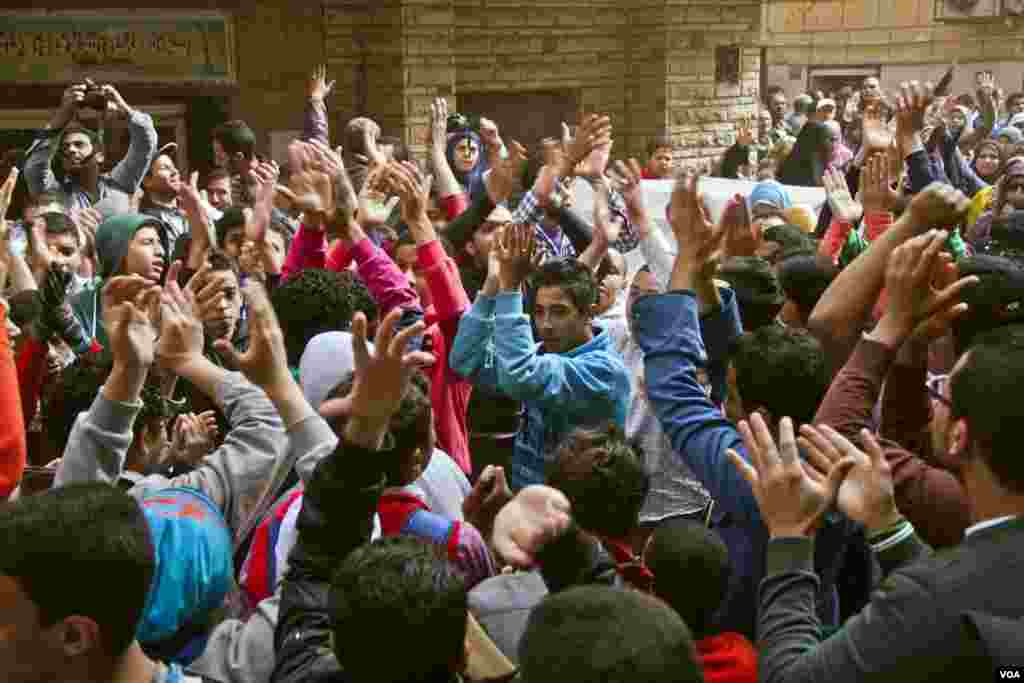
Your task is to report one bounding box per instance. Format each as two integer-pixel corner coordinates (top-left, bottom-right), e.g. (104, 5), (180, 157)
(813, 336), (970, 548)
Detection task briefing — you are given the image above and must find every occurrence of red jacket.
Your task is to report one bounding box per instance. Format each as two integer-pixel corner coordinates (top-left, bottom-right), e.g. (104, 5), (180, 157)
(1, 305), (27, 498)
(418, 240), (473, 474)
(698, 632), (758, 683)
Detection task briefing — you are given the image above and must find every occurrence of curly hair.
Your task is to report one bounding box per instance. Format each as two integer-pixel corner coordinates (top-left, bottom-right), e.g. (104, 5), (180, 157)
(270, 268), (378, 367)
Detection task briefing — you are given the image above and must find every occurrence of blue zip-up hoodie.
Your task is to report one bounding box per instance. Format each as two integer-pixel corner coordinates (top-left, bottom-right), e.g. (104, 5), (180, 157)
(633, 291), (858, 639)
(451, 290), (630, 490)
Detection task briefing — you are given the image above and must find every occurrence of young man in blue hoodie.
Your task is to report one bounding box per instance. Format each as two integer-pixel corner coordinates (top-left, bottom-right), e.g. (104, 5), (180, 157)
(451, 223), (630, 490)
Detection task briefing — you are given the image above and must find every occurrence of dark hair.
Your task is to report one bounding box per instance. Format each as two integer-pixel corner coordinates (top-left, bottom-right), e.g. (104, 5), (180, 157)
(765, 85), (786, 101)
(267, 209), (295, 253)
(211, 120), (256, 159)
(951, 325), (1024, 493)
(205, 168), (232, 186)
(519, 586), (703, 683)
(35, 211), (81, 247)
(528, 259), (598, 317)
(330, 536), (467, 682)
(718, 256), (784, 330)
(647, 136), (674, 157)
(0, 484), (155, 655)
(44, 354), (181, 457)
(546, 423), (649, 539)
(329, 371), (432, 485)
(206, 248), (240, 278)
(720, 144), (751, 180)
(644, 519), (731, 639)
(951, 255), (1024, 356)
(777, 255), (837, 319)
(731, 325), (828, 424)
(762, 224), (816, 263)
(215, 207), (247, 248)
(270, 268), (377, 367)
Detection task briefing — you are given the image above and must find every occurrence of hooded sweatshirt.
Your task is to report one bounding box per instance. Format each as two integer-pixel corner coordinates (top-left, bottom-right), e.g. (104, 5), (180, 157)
(70, 213), (169, 351)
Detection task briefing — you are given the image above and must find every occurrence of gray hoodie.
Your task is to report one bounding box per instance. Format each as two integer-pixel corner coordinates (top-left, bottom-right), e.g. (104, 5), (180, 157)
(55, 371), (339, 683)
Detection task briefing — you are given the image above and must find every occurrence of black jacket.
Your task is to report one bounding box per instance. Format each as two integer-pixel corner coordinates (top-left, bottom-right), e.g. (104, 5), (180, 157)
(269, 437), (385, 683)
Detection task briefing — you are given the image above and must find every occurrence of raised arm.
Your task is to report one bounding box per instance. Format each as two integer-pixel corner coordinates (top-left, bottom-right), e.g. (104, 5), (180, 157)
(0, 299), (26, 499)
(103, 85), (159, 193)
(429, 97), (465, 216)
(272, 309), (433, 683)
(302, 65), (333, 146)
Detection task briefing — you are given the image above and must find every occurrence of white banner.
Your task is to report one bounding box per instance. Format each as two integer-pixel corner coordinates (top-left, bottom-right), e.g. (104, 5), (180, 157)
(571, 178), (827, 277)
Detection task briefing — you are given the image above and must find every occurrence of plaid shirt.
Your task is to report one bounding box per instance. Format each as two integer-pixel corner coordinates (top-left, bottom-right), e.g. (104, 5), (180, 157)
(511, 181), (639, 262)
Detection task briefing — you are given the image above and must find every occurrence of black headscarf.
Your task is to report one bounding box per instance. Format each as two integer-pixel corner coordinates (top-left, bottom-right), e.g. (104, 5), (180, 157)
(778, 121), (831, 187)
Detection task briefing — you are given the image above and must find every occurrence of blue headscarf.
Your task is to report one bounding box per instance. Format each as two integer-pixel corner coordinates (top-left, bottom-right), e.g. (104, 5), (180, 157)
(446, 129), (488, 197)
(138, 488), (233, 665)
(749, 179), (794, 212)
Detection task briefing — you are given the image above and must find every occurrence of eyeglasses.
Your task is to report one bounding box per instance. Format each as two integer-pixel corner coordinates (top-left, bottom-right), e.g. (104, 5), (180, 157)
(927, 376), (952, 408)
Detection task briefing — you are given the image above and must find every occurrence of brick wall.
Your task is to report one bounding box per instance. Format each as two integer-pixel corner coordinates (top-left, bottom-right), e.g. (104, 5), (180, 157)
(327, 0), (764, 170)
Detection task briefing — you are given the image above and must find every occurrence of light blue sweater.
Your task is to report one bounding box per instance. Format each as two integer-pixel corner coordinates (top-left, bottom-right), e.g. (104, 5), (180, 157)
(450, 291), (630, 490)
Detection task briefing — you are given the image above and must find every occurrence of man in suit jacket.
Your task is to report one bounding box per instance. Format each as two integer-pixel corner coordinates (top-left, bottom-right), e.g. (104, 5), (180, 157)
(734, 229), (1024, 682)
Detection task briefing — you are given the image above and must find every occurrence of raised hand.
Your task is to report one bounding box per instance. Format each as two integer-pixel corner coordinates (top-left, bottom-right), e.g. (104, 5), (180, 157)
(288, 139), (337, 226)
(431, 97), (449, 150)
(357, 163), (400, 229)
(860, 152), (900, 213)
(496, 222), (541, 292)
(479, 117), (503, 152)
(103, 275), (161, 369)
(485, 139), (527, 205)
(156, 261), (205, 374)
(100, 84), (132, 117)
(387, 160), (433, 227)
(0, 167), (17, 221)
(903, 182), (969, 233)
(308, 64), (335, 101)
(463, 465), (513, 540)
(170, 410), (220, 466)
(736, 115), (756, 146)
(492, 485), (572, 568)
(876, 229), (977, 343)
(559, 114), (612, 178)
(895, 81), (934, 150)
(727, 414), (853, 538)
(824, 166), (863, 223)
(319, 308), (434, 425)
(862, 104), (894, 158)
(798, 425), (902, 532)
(212, 277), (293, 391)
(670, 172), (726, 271)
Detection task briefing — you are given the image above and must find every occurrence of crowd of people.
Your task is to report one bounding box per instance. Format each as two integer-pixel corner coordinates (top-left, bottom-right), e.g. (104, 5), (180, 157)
(0, 60), (1023, 683)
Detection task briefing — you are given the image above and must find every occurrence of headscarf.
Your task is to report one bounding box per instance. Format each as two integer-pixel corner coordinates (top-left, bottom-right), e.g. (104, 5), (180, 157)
(446, 128), (488, 197)
(824, 120), (853, 169)
(138, 488), (233, 665)
(720, 144), (752, 179)
(777, 121), (831, 187)
(996, 126), (1024, 146)
(748, 179), (793, 213)
(299, 331), (374, 411)
(972, 139), (1005, 184)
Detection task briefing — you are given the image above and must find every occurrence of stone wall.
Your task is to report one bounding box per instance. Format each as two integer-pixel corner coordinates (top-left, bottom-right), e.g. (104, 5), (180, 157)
(327, 0), (764, 170)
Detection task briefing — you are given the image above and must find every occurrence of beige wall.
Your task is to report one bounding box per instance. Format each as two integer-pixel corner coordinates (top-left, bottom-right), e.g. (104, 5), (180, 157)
(324, 0), (765, 169)
(764, 0), (1024, 98)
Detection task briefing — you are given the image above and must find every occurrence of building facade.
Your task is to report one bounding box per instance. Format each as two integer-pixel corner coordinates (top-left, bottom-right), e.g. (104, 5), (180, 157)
(762, 0), (1024, 101)
(0, 1), (765, 177)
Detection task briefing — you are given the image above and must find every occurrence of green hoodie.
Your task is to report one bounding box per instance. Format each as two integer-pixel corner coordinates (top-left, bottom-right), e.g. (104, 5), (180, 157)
(70, 213), (168, 351)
